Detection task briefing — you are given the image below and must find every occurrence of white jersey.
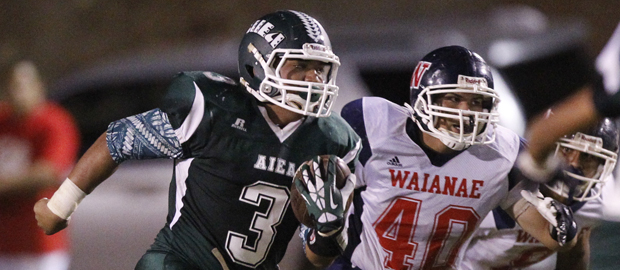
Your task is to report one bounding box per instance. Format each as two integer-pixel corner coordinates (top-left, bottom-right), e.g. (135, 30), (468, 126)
(460, 179), (608, 270)
(340, 97), (531, 270)
(596, 22), (620, 96)
(604, 170), (620, 221)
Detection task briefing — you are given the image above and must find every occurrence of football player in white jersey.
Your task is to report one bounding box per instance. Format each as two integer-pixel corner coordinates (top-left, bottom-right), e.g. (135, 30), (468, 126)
(516, 21), (620, 187)
(461, 118), (619, 270)
(326, 45), (578, 270)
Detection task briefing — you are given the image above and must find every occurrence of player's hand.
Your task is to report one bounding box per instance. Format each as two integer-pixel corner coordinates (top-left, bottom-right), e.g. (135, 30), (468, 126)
(34, 198), (69, 235)
(514, 151), (564, 183)
(521, 190), (578, 246)
(294, 155), (353, 236)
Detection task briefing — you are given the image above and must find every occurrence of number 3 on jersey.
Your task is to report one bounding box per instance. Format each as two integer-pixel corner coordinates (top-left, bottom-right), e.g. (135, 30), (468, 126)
(373, 197), (480, 269)
(226, 181), (290, 268)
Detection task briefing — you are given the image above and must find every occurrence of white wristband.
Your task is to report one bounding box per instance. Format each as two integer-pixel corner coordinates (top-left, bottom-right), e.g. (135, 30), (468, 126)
(47, 178), (87, 220)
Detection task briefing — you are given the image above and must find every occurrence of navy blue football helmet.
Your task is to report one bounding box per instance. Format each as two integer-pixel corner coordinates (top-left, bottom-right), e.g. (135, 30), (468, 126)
(238, 10), (340, 117)
(547, 118), (619, 202)
(406, 45), (501, 150)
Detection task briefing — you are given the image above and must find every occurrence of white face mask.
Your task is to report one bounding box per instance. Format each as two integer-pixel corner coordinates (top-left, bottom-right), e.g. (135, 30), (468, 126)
(248, 43), (341, 117)
(407, 79), (501, 150)
(547, 133), (618, 202)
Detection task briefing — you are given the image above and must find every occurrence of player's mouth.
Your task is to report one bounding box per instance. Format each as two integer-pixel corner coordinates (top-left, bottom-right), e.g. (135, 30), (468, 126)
(439, 119), (473, 134)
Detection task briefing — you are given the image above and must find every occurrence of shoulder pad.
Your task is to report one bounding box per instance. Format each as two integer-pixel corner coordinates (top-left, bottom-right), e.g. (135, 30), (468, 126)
(186, 71), (252, 112)
(161, 72), (249, 128)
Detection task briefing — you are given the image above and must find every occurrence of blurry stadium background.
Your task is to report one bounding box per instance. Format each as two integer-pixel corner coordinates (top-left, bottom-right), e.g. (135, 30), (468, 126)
(3, 1), (620, 269)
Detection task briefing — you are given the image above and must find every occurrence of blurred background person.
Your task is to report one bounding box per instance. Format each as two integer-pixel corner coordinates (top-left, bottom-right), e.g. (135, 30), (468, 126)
(0, 59), (80, 270)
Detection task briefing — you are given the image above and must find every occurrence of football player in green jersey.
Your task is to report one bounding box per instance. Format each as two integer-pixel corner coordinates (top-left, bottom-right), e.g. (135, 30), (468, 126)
(34, 10), (361, 270)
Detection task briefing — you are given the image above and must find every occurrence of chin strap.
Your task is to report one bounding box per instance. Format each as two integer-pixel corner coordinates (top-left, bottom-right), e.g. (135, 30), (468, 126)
(439, 136), (469, 151)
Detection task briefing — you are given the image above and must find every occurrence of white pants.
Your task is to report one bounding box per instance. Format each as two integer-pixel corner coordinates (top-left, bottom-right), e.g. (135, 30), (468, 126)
(0, 250), (70, 270)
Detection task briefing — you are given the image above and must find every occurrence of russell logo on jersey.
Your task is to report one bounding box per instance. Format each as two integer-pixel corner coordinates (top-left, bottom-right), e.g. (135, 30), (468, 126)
(231, 118), (247, 132)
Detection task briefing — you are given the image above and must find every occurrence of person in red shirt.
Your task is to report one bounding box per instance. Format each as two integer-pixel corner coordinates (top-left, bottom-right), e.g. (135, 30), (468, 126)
(0, 59), (79, 270)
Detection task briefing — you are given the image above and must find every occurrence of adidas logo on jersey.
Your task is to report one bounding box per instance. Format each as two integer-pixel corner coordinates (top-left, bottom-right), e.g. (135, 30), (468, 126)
(387, 156), (402, 167)
(232, 118), (247, 132)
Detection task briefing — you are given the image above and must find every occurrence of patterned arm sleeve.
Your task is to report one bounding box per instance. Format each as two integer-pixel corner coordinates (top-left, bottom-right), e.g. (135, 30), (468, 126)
(106, 108), (183, 163)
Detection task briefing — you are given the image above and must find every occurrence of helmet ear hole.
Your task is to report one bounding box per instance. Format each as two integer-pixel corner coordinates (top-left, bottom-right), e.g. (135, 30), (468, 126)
(272, 56), (283, 69)
(245, 65), (255, 78)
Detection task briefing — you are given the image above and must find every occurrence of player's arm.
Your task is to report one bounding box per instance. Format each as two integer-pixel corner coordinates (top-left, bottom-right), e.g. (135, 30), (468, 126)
(506, 188), (578, 251)
(525, 86), (600, 166)
(296, 155), (355, 267)
(34, 74), (199, 235)
(504, 145), (578, 251)
(297, 99), (365, 267)
(510, 198), (576, 251)
(556, 228), (591, 270)
(35, 107), (185, 235)
(34, 132), (118, 235)
(303, 228), (345, 267)
(520, 22), (620, 178)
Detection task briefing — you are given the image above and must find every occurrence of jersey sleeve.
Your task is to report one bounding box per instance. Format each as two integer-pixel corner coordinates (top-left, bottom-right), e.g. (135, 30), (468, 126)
(341, 99), (371, 164)
(341, 98), (370, 187)
(106, 108), (183, 163)
(106, 72), (211, 163)
(500, 137), (538, 210)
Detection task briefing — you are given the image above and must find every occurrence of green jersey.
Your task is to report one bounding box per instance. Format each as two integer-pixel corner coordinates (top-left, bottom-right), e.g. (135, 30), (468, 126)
(107, 71), (360, 269)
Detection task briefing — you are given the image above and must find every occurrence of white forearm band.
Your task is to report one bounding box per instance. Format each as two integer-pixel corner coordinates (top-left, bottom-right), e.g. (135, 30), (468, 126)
(47, 178), (87, 220)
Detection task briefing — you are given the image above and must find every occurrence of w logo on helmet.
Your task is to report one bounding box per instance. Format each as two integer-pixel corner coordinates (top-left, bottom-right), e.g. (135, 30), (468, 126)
(410, 61), (431, 89)
(290, 10), (322, 42)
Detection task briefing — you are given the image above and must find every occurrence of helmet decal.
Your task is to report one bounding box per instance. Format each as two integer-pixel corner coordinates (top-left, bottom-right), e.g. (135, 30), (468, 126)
(458, 75), (488, 88)
(290, 10), (322, 42)
(411, 61), (431, 90)
(246, 20), (286, 48)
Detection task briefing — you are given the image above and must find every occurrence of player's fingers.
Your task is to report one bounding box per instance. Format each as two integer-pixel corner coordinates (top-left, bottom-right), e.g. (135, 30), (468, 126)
(294, 178), (312, 199)
(298, 164), (316, 191)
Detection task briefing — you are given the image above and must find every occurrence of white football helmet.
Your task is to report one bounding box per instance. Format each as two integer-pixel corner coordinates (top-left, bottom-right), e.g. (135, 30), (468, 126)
(546, 118), (619, 202)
